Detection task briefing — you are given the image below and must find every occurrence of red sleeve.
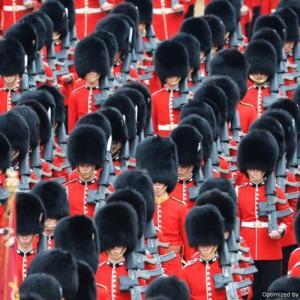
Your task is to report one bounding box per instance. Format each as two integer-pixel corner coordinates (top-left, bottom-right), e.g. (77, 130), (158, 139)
(68, 92), (77, 133)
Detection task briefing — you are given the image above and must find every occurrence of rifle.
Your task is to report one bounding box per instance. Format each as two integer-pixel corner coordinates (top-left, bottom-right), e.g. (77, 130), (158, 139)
(258, 173), (293, 234)
(37, 234), (47, 252)
(19, 153), (31, 191)
(27, 63), (37, 89)
(214, 243), (253, 300)
(231, 111), (241, 144)
(87, 136), (112, 214)
(57, 123), (68, 156)
(172, 79), (189, 110)
(31, 146), (42, 180)
(129, 106), (139, 159)
(35, 52), (46, 84)
(188, 167), (204, 201)
(275, 154), (286, 191)
(120, 27), (134, 85)
(203, 158), (213, 178)
(144, 117), (155, 137)
(220, 123), (230, 157)
(144, 26), (157, 54)
(211, 141), (219, 168)
(229, 31), (238, 48)
(135, 33), (144, 63)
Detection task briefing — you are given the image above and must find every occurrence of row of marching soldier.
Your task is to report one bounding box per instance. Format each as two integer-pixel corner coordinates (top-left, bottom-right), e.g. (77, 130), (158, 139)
(1, 0), (300, 299)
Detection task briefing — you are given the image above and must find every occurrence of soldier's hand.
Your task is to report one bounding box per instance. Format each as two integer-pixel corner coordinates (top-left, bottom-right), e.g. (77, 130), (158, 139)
(102, 2), (114, 12)
(269, 230), (281, 239)
(61, 74), (73, 83)
(24, 0), (35, 9)
(173, 4), (183, 13)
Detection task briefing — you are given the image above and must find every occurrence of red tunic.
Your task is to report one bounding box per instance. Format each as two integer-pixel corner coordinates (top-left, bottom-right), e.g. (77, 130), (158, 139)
(152, 0), (188, 41)
(153, 194), (195, 276)
(151, 87), (181, 137)
(0, 0), (40, 33)
(68, 84), (102, 132)
(260, 0), (279, 15)
(181, 253), (227, 300)
(237, 181), (293, 260)
(96, 283), (110, 300)
(237, 101), (257, 134)
(0, 86), (19, 113)
(16, 248), (37, 285)
(65, 176), (99, 218)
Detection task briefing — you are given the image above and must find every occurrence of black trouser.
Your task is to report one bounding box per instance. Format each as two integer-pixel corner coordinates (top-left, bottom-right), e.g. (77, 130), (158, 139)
(253, 260), (282, 300)
(282, 245), (297, 275)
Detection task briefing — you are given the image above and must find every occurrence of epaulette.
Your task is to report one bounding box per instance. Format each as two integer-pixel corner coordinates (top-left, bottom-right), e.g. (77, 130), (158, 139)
(240, 101), (254, 108)
(152, 88), (165, 97)
(183, 257), (198, 268)
(71, 84), (86, 94)
(98, 261), (106, 268)
(64, 178), (77, 186)
(170, 196), (185, 205)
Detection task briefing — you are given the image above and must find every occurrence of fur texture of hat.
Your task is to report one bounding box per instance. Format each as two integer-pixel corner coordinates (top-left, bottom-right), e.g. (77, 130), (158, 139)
(278, 0), (300, 25)
(56, 0), (75, 31)
(267, 276), (300, 296)
(36, 12), (53, 49)
(126, 0), (152, 26)
(0, 133), (11, 170)
(202, 15), (225, 50)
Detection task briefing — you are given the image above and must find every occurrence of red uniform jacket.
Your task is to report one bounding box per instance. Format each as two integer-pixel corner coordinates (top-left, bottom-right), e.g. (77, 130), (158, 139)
(260, 0), (279, 15)
(0, 86), (20, 113)
(237, 180), (293, 260)
(16, 247), (37, 285)
(96, 257), (146, 300)
(68, 84), (102, 132)
(0, 0), (40, 33)
(181, 253), (227, 300)
(75, 0), (122, 39)
(153, 194), (195, 276)
(237, 101), (257, 134)
(152, 0), (188, 41)
(65, 175), (99, 218)
(96, 283), (110, 300)
(152, 87), (181, 137)
(242, 80), (272, 118)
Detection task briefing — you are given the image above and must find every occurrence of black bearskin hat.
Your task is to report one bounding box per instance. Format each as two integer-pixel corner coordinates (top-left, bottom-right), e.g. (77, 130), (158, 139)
(0, 38), (25, 76)
(237, 129), (279, 175)
(0, 133), (11, 171)
(180, 17), (212, 54)
(251, 28), (283, 65)
(106, 188), (146, 238)
(32, 181), (69, 220)
(100, 107), (128, 144)
(40, 0), (68, 39)
(205, 0), (237, 33)
(96, 15), (130, 55)
(54, 215), (99, 273)
(73, 261), (96, 300)
(28, 249), (79, 299)
(77, 112), (112, 141)
(0, 111), (29, 161)
(56, 0), (75, 32)
(126, 0), (152, 26)
(180, 114), (213, 161)
(113, 169), (155, 222)
(67, 125), (106, 169)
(171, 124), (202, 168)
(267, 276), (300, 296)
(278, 0), (300, 26)
(154, 40), (189, 84)
(172, 33), (201, 72)
(74, 36), (110, 78)
(102, 93), (136, 140)
(111, 3), (139, 29)
(253, 14), (287, 43)
(95, 201), (138, 252)
(202, 15), (226, 50)
(210, 48), (249, 99)
(136, 136), (178, 193)
(275, 7), (299, 42)
(16, 192), (46, 235)
(196, 189), (236, 232)
(245, 40), (277, 80)
(185, 204), (225, 247)
(36, 12), (53, 49)
(20, 274), (63, 300)
(5, 22), (37, 65)
(145, 276), (190, 300)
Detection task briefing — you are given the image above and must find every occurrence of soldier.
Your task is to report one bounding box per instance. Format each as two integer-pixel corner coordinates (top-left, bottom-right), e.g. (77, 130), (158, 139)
(0, 39), (25, 113)
(28, 249), (79, 300)
(68, 35), (109, 131)
(16, 192), (46, 284)
(136, 136), (194, 276)
(181, 204), (227, 300)
(65, 124), (106, 217)
(170, 124), (203, 211)
(152, 40), (189, 137)
(237, 129), (293, 299)
(95, 201), (139, 300)
(55, 215), (100, 273)
(32, 181), (69, 249)
(210, 48), (257, 135)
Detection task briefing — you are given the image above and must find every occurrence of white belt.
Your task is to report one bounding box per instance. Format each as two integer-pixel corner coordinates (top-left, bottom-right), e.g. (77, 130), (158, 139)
(158, 124), (177, 131)
(241, 221), (269, 229)
(75, 7), (102, 14)
(3, 5), (27, 12)
(153, 8), (174, 15)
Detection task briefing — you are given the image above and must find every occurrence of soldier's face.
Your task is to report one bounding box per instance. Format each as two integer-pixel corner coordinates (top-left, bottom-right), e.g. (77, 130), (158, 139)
(107, 246), (127, 261)
(17, 234), (35, 248)
(247, 169), (265, 182)
(284, 41), (294, 54)
(44, 218), (58, 235)
(139, 23), (146, 37)
(2, 75), (18, 85)
(166, 76), (181, 87)
(249, 73), (268, 85)
(78, 164), (95, 180)
(178, 165), (193, 180)
(153, 183), (167, 197)
(197, 245), (218, 260)
(52, 32), (61, 42)
(85, 72), (100, 84)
